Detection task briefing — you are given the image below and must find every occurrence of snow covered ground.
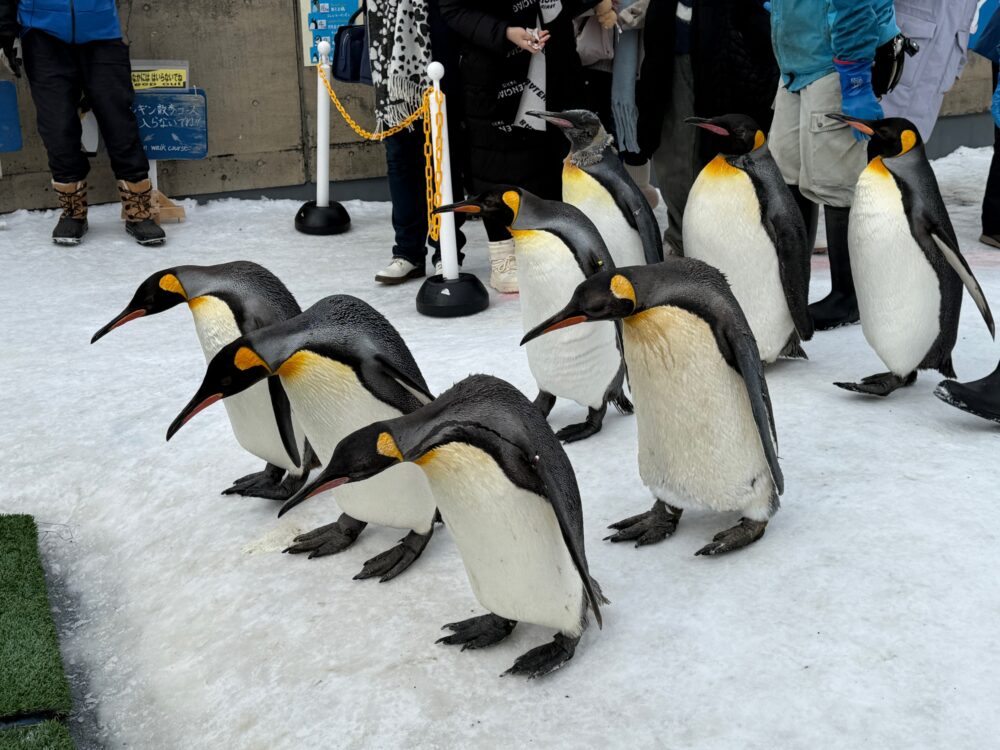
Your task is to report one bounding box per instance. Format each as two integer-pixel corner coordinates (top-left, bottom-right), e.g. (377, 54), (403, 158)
(2, 147), (999, 749)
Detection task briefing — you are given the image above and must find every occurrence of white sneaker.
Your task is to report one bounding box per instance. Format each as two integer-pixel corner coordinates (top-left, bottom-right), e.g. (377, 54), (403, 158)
(488, 240), (518, 293)
(375, 258), (425, 285)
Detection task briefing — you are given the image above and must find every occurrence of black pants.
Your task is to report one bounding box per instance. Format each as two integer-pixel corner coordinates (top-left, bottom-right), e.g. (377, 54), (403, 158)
(21, 29), (148, 183)
(984, 63), (1000, 236)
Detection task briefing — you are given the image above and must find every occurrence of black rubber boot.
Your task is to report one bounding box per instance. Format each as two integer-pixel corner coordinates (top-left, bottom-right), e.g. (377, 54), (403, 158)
(809, 205), (859, 330)
(52, 180), (89, 245)
(788, 184), (818, 253)
(935, 361), (1000, 424)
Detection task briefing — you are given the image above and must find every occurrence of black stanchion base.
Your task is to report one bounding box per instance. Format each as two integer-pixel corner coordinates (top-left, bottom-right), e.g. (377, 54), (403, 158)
(294, 200), (351, 235)
(416, 273), (490, 318)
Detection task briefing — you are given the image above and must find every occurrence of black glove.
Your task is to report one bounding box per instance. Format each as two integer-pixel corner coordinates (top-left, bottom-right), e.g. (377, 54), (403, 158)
(1, 33), (21, 78)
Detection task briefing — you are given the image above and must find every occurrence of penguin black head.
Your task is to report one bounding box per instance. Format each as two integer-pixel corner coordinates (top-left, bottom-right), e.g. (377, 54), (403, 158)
(435, 187), (521, 227)
(521, 269), (639, 344)
(826, 114), (923, 160)
(526, 109), (604, 152)
(278, 422), (404, 517)
(167, 337), (279, 441)
(686, 115), (766, 156)
(91, 269), (190, 343)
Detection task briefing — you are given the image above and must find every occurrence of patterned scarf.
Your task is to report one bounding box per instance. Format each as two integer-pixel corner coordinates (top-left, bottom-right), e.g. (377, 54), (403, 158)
(367, 0), (432, 132)
(513, 0), (563, 130)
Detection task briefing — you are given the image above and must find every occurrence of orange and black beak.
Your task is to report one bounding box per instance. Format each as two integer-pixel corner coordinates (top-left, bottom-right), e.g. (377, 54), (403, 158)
(91, 307), (147, 343)
(525, 110), (577, 130)
(826, 113), (875, 136)
(685, 116), (730, 136)
(434, 200), (483, 215)
(278, 474), (351, 518)
(167, 388), (223, 441)
(520, 309), (589, 346)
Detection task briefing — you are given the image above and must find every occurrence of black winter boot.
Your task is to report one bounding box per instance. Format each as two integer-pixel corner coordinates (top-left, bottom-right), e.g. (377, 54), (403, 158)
(788, 184), (818, 253)
(809, 205), (859, 330)
(52, 180), (89, 245)
(118, 178), (166, 246)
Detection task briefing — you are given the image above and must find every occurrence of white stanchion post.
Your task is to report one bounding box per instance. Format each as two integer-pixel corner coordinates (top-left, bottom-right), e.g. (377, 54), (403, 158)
(427, 62), (459, 281)
(316, 40), (332, 209)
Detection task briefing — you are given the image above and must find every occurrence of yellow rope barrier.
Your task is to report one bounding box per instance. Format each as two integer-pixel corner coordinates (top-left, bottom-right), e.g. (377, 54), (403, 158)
(316, 65), (442, 241)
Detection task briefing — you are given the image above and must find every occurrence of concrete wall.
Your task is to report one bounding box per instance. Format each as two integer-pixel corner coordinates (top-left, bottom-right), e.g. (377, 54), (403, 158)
(0, 3), (995, 214)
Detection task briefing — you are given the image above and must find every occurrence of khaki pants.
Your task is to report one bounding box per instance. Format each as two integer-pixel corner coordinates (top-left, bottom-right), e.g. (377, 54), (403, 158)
(769, 72), (868, 208)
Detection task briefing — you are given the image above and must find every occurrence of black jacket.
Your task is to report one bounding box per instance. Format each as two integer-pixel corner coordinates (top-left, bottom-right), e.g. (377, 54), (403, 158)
(439, 0), (597, 196)
(0, 0), (18, 38)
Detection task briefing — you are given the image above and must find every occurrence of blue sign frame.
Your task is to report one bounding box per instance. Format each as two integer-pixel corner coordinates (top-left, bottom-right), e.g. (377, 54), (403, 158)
(132, 87), (208, 160)
(0, 81), (22, 153)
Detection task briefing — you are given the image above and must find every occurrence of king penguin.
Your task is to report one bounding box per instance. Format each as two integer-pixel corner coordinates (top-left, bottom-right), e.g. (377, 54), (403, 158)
(684, 114), (814, 363)
(168, 294), (439, 582)
(91, 261), (314, 500)
(523, 260), (783, 555)
(437, 187), (632, 442)
(829, 115), (995, 396)
(529, 109), (663, 267)
(281, 374), (607, 678)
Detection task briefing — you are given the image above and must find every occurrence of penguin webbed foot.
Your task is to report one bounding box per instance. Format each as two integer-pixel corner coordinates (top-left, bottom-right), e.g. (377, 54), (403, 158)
(436, 613), (517, 651)
(222, 463), (286, 498)
(605, 500), (682, 547)
(224, 469), (309, 501)
(503, 633), (578, 679)
(695, 517), (767, 556)
(283, 514), (367, 559)
(834, 371), (917, 397)
(354, 528), (433, 582)
(555, 405), (607, 443)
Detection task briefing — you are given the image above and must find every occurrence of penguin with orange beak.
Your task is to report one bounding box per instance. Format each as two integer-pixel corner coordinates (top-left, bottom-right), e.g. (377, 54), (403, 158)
(522, 260), (783, 556)
(91, 262), (314, 500)
(169, 294), (439, 582)
(827, 114), (994, 397)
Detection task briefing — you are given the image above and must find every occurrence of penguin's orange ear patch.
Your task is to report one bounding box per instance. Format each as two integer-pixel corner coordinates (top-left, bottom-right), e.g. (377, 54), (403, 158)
(158, 273), (187, 299)
(377, 432), (403, 461)
(610, 274), (636, 303)
(899, 129), (917, 155)
(753, 130), (766, 150)
(501, 190), (521, 218)
(234, 346), (270, 372)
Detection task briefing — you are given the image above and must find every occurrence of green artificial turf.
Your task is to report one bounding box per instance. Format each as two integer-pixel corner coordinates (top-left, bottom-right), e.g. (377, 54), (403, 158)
(0, 721), (74, 750)
(0, 515), (72, 721)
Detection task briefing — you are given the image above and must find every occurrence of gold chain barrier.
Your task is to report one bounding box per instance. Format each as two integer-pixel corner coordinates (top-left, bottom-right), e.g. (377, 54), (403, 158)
(316, 65), (443, 241)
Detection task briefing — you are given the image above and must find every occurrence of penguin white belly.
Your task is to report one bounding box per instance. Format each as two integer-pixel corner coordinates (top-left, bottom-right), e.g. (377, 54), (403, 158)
(515, 230), (621, 409)
(623, 307), (775, 520)
(563, 164), (645, 268)
(684, 161), (795, 363)
(419, 442), (585, 636)
(279, 351), (435, 533)
(188, 296), (303, 472)
(850, 161), (941, 375)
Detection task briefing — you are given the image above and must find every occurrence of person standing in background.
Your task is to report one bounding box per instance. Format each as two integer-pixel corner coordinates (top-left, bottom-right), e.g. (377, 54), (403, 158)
(768, 0), (898, 331)
(973, 0), (1000, 248)
(0, 0), (165, 246)
(881, 0), (981, 141)
(439, 0), (606, 294)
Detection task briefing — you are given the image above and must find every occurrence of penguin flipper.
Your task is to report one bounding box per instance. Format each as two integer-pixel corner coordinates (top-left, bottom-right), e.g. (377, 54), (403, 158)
(758, 194), (814, 341)
(724, 326), (784, 495)
(357, 355), (434, 413)
(374, 354), (435, 404)
(587, 156), (664, 264)
(929, 232), (996, 339)
(267, 376), (301, 468)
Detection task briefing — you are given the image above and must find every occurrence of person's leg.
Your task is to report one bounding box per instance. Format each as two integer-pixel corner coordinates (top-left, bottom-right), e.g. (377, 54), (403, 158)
(384, 126), (429, 267)
(20, 30), (91, 244)
(652, 54), (698, 255)
(797, 72), (868, 329)
(982, 63), (1000, 247)
(80, 38), (165, 245)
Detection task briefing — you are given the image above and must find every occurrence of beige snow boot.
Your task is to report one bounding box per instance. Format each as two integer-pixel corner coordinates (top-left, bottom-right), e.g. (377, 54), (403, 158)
(625, 160), (659, 209)
(118, 178), (166, 246)
(488, 239), (518, 293)
(52, 180), (89, 245)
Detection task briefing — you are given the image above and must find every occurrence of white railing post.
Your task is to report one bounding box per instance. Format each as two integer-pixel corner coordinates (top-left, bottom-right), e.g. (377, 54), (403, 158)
(427, 62), (459, 281)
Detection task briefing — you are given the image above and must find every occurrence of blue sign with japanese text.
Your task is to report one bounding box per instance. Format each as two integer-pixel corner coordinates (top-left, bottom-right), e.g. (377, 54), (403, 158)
(0, 81), (22, 153)
(132, 88), (208, 160)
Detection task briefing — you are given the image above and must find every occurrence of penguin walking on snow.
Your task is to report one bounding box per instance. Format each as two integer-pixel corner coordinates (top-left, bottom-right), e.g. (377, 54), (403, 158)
(828, 115), (995, 397)
(281, 374), (607, 678)
(169, 295), (438, 582)
(523, 260), (783, 555)
(436, 187), (632, 442)
(684, 114), (814, 363)
(529, 109), (663, 267)
(91, 262), (314, 500)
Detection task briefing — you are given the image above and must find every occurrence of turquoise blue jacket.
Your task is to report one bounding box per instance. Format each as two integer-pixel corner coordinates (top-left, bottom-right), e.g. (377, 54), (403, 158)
(17, 0), (121, 44)
(770, 0), (899, 92)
